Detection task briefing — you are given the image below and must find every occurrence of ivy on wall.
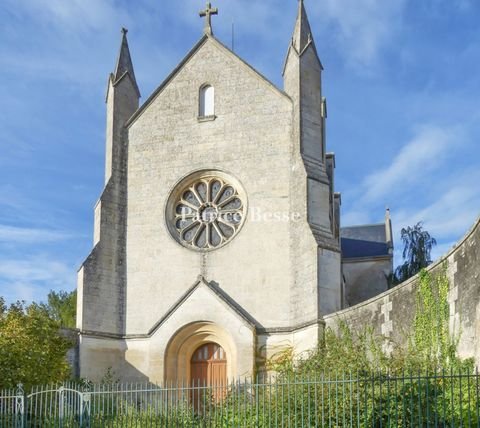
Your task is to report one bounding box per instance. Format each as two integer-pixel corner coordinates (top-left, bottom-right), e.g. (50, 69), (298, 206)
(409, 266), (458, 369)
(266, 265), (472, 376)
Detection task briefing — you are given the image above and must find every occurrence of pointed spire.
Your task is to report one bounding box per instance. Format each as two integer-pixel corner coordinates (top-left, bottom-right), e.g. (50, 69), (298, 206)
(385, 207), (394, 253)
(292, 0), (314, 53)
(113, 28), (139, 94)
(385, 207), (391, 222)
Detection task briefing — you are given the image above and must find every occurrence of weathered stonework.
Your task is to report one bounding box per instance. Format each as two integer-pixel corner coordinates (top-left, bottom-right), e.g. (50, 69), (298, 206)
(325, 217), (480, 366)
(77, 3), (341, 382)
(74, 3), (479, 383)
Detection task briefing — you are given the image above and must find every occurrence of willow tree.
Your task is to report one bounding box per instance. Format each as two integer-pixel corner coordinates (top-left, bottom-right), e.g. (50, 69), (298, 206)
(394, 222), (437, 283)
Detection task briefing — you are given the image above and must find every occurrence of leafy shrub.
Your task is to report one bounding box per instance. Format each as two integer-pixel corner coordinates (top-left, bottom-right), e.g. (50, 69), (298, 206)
(0, 299), (73, 389)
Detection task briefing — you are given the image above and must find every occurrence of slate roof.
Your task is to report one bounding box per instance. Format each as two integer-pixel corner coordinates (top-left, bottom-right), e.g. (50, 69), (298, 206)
(341, 224), (391, 259)
(341, 238), (389, 259)
(341, 224), (386, 242)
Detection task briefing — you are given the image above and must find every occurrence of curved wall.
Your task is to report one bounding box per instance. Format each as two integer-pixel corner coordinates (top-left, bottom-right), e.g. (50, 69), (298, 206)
(325, 216), (480, 364)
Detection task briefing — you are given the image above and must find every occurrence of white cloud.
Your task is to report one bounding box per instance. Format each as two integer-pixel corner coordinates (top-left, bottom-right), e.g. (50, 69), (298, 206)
(363, 125), (456, 202)
(393, 172), (480, 241)
(0, 0), (407, 90)
(341, 122), (479, 267)
(4, 0), (130, 34)
(381, 167), (479, 265)
(0, 225), (73, 244)
(0, 0), (133, 88)
(313, 0), (407, 68)
(392, 208), (479, 266)
(164, 0), (409, 75)
(2, 282), (38, 303)
(0, 256), (75, 304)
(162, 0), (284, 36)
(340, 209), (373, 227)
(0, 258), (69, 282)
(421, 0), (473, 14)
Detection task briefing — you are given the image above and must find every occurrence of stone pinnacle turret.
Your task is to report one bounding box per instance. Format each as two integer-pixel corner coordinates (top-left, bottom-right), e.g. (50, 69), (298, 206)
(292, 0), (316, 55)
(113, 28), (140, 97)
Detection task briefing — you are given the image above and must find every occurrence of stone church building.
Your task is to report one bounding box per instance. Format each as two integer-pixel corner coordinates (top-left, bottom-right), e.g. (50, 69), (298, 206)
(77, 1), (393, 383)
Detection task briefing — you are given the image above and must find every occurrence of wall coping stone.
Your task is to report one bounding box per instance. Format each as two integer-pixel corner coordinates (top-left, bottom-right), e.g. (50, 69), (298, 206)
(325, 215), (480, 320)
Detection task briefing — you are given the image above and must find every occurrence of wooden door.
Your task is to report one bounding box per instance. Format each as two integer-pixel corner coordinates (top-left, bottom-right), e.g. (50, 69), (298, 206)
(190, 343), (227, 406)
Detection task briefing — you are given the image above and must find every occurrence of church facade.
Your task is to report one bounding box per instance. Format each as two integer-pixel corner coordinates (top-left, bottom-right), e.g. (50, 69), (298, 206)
(77, 1), (392, 383)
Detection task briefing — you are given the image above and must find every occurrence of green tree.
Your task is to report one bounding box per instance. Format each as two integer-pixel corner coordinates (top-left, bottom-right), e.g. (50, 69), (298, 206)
(41, 289), (77, 328)
(394, 221), (437, 283)
(0, 299), (73, 389)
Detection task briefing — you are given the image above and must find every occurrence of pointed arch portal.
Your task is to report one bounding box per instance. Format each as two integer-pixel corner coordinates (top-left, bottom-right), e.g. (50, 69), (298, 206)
(191, 343), (227, 385)
(164, 321), (236, 385)
(190, 342), (227, 404)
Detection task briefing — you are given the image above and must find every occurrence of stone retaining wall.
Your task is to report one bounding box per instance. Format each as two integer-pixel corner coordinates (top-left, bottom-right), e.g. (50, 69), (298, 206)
(324, 217), (480, 365)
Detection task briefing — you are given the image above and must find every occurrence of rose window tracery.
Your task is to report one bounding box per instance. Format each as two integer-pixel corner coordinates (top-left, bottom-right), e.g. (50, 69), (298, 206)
(166, 172), (246, 251)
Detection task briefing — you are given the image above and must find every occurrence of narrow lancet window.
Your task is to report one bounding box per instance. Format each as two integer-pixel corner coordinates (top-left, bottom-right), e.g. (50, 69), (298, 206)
(199, 85), (215, 117)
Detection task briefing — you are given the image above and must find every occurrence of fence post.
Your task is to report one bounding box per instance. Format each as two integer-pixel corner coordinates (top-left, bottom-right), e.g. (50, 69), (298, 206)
(81, 380), (91, 427)
(58, 386), (65, 423)
(15, 383), (25, 428)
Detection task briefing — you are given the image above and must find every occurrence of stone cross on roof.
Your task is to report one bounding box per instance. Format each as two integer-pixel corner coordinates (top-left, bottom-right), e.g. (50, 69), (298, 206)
(199, 2), (218, 35)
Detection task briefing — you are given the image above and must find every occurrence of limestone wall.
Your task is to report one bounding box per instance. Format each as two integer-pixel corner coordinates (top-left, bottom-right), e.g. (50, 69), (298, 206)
(125, 36), (321, 335)
(324, 216), (480, 365)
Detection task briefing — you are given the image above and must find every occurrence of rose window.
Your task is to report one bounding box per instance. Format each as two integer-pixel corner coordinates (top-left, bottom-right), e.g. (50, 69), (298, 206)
(166, 171), (246, 251)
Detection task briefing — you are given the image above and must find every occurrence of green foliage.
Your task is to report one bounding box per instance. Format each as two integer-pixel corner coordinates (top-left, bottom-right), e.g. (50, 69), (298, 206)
(0, 299), (73, 389)
(3, 268), (478, 426)
(289, 323), (389, 376)
(16, 402), (201, 428)
(40, 289), (77, 328)
(407, 267), (462, 371)
(394, 222), (437, 283)
(246, 266), (477, 426)
(271, 266), (471, 378)
(265, 346), (295, 375)
(4, 373), (479, 427)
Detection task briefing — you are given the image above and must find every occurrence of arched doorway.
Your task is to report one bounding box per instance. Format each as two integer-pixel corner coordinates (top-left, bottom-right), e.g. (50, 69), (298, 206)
(190, 342), (227, 385)
(163, 321), (237, 384)
(190, 343), (227, 404)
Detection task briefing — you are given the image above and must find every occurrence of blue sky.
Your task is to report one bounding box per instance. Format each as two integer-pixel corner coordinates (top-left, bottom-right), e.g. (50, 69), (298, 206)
(1, 0), (479, 304)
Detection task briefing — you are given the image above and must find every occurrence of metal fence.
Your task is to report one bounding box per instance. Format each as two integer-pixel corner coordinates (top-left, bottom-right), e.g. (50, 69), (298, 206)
(1, 370), (479, 427)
